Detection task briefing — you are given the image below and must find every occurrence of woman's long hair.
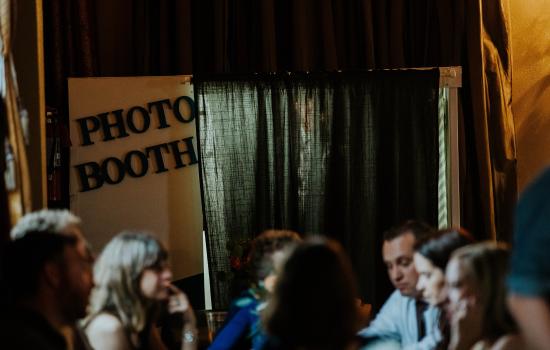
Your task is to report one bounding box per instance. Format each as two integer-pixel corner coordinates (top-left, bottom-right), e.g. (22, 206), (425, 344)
(415, 228), (475, 270)
(86, 231), (168, 335)
(451, 242), (517, 341)
(263, 237), (359, 350)
(414, 228), (474, 350)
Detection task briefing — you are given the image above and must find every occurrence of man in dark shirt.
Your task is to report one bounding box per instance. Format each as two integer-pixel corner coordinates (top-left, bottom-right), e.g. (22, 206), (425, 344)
(0, 226), (93, 349)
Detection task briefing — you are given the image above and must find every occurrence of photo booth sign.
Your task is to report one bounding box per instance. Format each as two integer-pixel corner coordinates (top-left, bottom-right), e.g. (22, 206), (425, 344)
(69, 76), (202, 280)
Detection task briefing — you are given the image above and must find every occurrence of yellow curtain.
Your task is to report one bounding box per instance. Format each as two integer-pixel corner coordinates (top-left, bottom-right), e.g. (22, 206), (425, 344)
(0, 0), (31, 226)
(465, 0), (516, 241)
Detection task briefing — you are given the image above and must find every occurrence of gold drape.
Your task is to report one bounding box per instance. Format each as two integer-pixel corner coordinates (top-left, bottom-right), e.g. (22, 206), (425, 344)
(465, 0), (516, 241)
(0, 0), (31, 226)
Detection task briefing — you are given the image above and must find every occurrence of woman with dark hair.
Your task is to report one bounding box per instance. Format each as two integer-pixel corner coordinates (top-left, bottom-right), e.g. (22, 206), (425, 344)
(414, 229), (475, 306)
(413, 228), (475, 350)
(261, 237), (360, 350)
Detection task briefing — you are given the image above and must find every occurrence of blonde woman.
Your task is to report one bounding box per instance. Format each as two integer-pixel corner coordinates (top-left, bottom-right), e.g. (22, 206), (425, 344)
(83, 232), (197, 350)
(445, 242), (524, 350)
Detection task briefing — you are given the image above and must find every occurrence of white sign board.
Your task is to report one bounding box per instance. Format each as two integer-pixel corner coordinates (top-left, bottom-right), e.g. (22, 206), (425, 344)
(69, 76), (202, 280)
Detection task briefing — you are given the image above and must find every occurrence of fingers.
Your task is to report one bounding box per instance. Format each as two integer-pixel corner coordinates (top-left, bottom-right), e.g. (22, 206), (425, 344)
(451, 297), (482, 327)
(449, 299), (468, 324)
(164, 284), (198, 330)
(166, 283), (182, 294)
(166, 284), (190, 313)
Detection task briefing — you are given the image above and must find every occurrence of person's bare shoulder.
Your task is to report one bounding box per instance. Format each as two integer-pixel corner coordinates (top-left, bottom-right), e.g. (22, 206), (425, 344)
(85, 313), (132, 350)
(491, 334), (524, 350)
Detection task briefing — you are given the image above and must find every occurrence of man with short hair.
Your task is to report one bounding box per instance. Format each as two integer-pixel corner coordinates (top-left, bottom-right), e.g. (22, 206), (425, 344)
(0, 209), (94, 350)
(359, 221), (441, 349)
(10, 209), (90, 259)
(0, 231), (93, 349)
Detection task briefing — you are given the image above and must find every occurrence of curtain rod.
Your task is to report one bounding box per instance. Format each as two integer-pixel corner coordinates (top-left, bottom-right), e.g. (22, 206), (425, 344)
(191, 66), (462, 88)
(339, 66), (461, 87)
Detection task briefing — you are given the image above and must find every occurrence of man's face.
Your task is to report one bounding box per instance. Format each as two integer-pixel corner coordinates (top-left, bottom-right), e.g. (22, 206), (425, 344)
(62, 226), (92, 261)
(58, 240), (94, 322)
(382, 232), (419, 297)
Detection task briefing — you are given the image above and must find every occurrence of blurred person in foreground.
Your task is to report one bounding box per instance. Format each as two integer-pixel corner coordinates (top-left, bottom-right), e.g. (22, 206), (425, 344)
(0, 231), (93, 349)
(209, 229), (301, 350)
(446, 242), (523, 350)
(83, 231), (197, 350)
(261, 237), (360, 350)
(0, 209), (94, 350)
(507, 167), (550, 350)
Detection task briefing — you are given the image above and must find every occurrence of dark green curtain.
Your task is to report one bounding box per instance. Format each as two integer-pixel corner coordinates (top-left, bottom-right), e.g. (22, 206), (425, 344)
(191, 0), (515, 242)
(196, 69), (440, 309)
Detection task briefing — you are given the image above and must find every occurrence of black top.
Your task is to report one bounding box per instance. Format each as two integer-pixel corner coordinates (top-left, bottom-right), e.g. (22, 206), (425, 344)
(0, 307), (67, 350)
